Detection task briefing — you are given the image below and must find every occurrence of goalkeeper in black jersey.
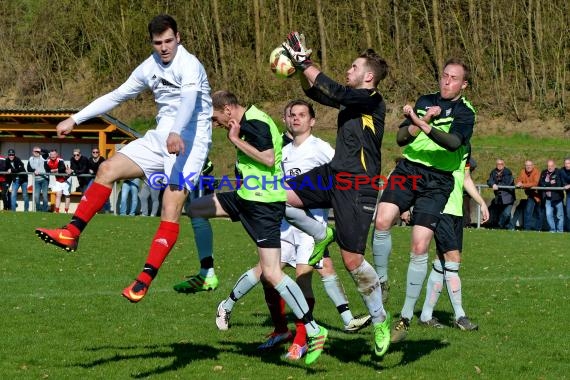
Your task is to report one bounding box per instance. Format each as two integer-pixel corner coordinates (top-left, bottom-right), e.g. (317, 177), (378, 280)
(282, 32), (391, 357)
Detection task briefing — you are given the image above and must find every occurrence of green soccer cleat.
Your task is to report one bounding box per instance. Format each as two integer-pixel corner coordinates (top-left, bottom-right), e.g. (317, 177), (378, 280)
(305, 326), (328, 365)
(173, 274), (219, 293)
(373, 312), (391, 357)
(308, 227), (335, 266)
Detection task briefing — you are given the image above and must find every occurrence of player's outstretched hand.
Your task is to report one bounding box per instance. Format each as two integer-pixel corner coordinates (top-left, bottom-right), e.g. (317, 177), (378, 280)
(282, 31), (313, 71)
(56, 117), (76, 138)
(167, 132), (185, 156)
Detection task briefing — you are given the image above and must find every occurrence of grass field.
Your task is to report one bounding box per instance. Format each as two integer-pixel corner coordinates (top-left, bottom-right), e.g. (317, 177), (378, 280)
(1, 212), (568, 379)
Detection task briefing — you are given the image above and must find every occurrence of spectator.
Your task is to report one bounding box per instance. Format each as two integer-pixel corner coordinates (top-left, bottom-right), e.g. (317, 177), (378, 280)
(561, 157), (570, 232)
(87, 148), (105, 184)
(0, 153), (11, 210)
(139, 179), (160, 217)
(119, 178), (140, 216)
(45, 149), (70, 213)
(27, 146), (49, 212)
(487, 159), (515, 229)
(515, 160), (541, 231)
(539, 159), (564, 233)
(69, 148), (90, 193)
(6, 149), (29, 212)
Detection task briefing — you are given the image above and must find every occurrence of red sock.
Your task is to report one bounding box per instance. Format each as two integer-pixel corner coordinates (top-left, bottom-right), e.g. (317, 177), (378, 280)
(293, 297), (315, 346)
(264, 285), (288, 334)
(67, 182), (111, 237)
(136, 221), (179, 285)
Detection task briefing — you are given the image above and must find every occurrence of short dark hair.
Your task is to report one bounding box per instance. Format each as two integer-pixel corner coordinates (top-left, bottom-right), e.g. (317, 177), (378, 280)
(212, 90), (239, 110)
(148, 14), (178, 39)
(444, 57), (471, 84)
(287, 99), (315, 119)
(360, 49), (389, 86)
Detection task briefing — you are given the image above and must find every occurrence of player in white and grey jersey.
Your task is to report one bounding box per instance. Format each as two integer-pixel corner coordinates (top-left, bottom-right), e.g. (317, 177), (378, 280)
(35, 14), (213, 304)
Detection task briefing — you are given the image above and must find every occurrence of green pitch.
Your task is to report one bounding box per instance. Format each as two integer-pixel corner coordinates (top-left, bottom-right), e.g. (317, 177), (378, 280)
(1, 213), (567, 378)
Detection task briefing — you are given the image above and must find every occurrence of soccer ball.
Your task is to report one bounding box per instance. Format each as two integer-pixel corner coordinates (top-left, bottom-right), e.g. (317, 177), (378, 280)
(269, 46), (296, 79)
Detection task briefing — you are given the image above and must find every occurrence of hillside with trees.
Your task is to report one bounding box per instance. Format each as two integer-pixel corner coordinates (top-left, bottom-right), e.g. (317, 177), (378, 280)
(0, 0), (568, 178)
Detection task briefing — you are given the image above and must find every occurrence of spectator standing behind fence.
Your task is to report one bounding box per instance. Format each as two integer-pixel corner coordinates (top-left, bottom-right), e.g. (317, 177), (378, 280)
(27, 146), (49, 212)
(515, 160), (541, 231)
(139, 179), (160, 217)
(119, 178), (140, 216)
(70, 148), (91, 193)
(6, 149), (29, 212)
(0, 153), (11, 210)
(561, 158), (570, 232)
(539, 159), (564, 233)
(45, 150), (70, 213)
(487, 159), (515, 230)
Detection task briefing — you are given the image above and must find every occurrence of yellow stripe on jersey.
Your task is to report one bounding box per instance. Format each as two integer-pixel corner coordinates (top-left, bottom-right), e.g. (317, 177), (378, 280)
(362, 114), (374, 133)
(360, 148), (367, 171)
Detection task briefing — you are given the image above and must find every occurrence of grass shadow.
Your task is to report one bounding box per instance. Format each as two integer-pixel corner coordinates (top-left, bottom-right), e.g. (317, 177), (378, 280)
(75, 342), (219, 378)
(218, 340), (325, 374)
(387, 338), (451, 367)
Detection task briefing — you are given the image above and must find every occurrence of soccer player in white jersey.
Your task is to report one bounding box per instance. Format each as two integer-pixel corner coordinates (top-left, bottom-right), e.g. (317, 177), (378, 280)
(35, 14), (214, 303)
(215, 100), (370, 360)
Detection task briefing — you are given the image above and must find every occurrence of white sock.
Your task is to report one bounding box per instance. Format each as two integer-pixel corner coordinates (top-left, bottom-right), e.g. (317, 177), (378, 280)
(322, 274), (353, 325)
(275, 275), (319, 336)
(285, 206), (327, 241)
(222, 268), (260, 311)
(400, 253), (429, 320)
(420, 260), (444, 322)
(444, 262), (465, 320)
(349, 260), (386, 324)
(372, 229), (391, 283)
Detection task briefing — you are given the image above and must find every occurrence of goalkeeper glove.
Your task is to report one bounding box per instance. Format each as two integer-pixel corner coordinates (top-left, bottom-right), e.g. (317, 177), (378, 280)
(282, 31), (313, 71)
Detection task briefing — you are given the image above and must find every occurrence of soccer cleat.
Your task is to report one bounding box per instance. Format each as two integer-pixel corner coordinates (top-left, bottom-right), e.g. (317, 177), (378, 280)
(380, 281), (390, 304)
(305, 326), (328, 365)
(257, 330), (293, 350)
(454, 316), (479, 331)
(373, 312), (391, 357)
(308, 227), (335, 266)
(121, 280), (148, 303)
(282, 343), (308, 361)
(344, 314), (373, 332)
(390, 317), (410, 343)
(419, 317), (445, 329)
(35, 227), (79, 252)
(173, 274), (219, 293)
(215, 300), (231, 331)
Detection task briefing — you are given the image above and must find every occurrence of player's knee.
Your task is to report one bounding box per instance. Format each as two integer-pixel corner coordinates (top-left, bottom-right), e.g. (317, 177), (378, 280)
(443, 251), (461, 263)
(342, 252), (364, 272)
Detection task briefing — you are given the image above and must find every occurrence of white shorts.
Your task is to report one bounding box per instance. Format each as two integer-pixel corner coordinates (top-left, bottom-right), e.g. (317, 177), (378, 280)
(119, 122), (212, 191)
(280, 208), (328, 268)
(280, 224), (316, 267)
(51, 181), (71, 196)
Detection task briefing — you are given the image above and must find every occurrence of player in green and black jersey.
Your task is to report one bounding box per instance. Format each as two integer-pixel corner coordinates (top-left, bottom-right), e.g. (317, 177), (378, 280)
(187, 90), (328, 365)
(372, 58), (476, 342)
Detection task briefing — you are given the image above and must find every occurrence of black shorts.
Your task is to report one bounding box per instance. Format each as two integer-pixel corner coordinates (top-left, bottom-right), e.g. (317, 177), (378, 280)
(434, 214), (463, 253)
(216, 191), (285, 248)
(379, 159), (454, 230)
(286, 164), (377, 254)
